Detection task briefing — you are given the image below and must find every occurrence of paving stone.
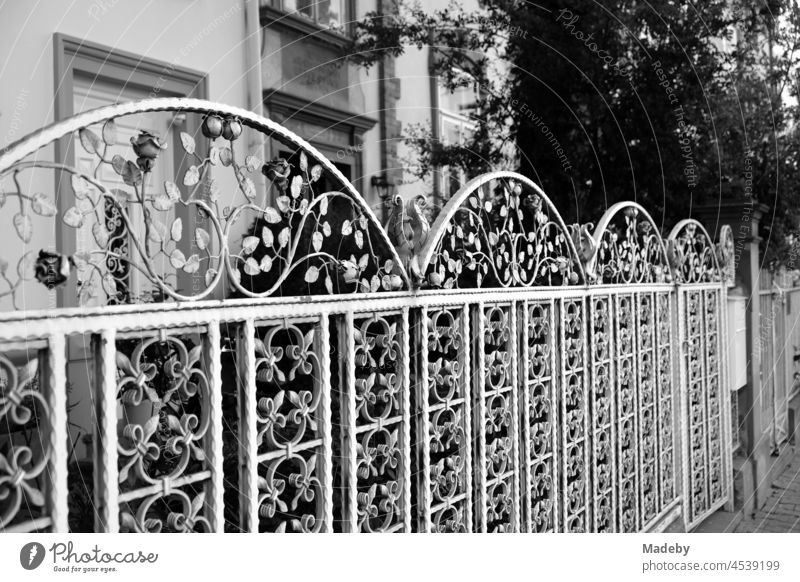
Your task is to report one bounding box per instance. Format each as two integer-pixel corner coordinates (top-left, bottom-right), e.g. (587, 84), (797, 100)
(736, 456), (800, 532)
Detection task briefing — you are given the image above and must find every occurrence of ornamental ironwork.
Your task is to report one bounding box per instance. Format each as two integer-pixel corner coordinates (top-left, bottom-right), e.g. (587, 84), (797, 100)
(0, 99), (408, 309)
(0, 98), (733, 535)
(591, 203), (672, 285)
(417, 172), (584, 289)
(667, 220), (724, 284)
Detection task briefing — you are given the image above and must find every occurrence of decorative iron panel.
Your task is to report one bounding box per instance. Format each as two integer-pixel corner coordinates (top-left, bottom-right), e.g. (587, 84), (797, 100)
(417, 306), (472, 532)
(655, 291), (677, 510)
(636, 292), (658, 527)
(684, 289), (709, 524)
(0, 97), (738, 534)
(521, 300), (558, 533)
(340, 310), (411, 533)
(114, 328), (218, 532)
(475, 303), (521, 532)
(589, 294), (615, 532)
(614, 293), (639, 532)
(246, 318), (331, 532)
(0, 340), (63, 532)
(704, 289), (725, 510)
(560, 297), (589, 532)
(680, 286), (729, 529)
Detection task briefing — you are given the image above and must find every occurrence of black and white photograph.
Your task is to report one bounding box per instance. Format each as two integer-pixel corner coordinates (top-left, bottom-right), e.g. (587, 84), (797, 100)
(0, 0), (798, 579)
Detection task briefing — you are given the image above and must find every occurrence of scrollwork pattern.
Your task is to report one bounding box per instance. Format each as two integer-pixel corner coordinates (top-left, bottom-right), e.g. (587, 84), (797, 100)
(482, 306), (518, 532)
(120, 489), (210, 533)
(0, 350), (49, 530)
(526, 302), (556, 533)
(116, 331), (212, 532)
(656, 292), (676, 508)
(252, 321), (325, 533)
(615, 295), (638, 532)
(561, 299), (587, 532)
(685, 290), (708, 521)
(352, 313), (406, 532)
(637, 293), (658, 526)
(593, 205), (671, 284)
(426, 309), (469, 532)
(103, 198), (131, 304)
(590, 296), (614, 532)
(0, 101), (407, 309)
(422, 176), (582, 289)
(705, 290), (724, 507)
(668, 221), (722, 284)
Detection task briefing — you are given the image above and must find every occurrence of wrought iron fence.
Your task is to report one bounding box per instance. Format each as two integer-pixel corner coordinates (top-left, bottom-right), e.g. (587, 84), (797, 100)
(0, 99), (734, 533)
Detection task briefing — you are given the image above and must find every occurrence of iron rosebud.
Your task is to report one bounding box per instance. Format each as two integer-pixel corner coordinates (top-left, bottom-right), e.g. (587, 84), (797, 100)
(34, 250), (72, 289)
(262, 158), (292, 189)
(201, 114), (224, 139)
(130, 130), (167, 172)
(222, 117), (242, 141)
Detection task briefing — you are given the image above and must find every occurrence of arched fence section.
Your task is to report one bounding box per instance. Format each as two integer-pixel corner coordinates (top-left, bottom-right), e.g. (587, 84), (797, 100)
(0, 99), (732, 533)
(668, 220), (732, 530)
(587, 203), (678, 533)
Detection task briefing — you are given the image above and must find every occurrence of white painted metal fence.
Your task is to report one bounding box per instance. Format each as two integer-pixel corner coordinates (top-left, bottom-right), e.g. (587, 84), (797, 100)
(0, 99), (734, 533)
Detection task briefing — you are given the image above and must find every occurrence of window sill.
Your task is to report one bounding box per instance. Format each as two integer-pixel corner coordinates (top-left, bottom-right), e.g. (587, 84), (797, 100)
(260, 4), (352, 50)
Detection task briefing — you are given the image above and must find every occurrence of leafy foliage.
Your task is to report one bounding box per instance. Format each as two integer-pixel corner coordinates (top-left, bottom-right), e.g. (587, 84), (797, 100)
(349, 0), (800, 265)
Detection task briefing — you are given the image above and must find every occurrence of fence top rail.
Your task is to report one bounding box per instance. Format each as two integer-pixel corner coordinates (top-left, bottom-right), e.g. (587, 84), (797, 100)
(0, 97), (734, 319)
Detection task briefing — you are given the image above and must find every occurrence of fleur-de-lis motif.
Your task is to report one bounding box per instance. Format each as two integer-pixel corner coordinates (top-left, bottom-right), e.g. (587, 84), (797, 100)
(0, 357), (39, 425)
(288, 456), (320, 511)
(0, 448), (46, 511)
(166, 491), (211, 533)
(118, 415), (161, 484)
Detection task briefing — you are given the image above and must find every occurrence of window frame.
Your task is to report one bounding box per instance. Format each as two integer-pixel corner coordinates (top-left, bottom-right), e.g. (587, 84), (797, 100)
(262, 0), (355, 45)
(434, 73), (479, 203)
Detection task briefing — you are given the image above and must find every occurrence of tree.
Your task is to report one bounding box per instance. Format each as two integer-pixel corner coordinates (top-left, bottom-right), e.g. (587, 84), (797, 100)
(349, 0), (800, 265)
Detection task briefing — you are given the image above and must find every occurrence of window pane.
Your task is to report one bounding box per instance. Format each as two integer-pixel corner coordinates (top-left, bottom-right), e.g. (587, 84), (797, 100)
(441, 117), (462, 145)
(447, 167), (462, 197)
(317, 0), (344, 28)
(284, 0), (313, 19)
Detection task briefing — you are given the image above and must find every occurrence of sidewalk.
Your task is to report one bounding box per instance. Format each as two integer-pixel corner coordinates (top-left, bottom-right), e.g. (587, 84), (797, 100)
(735, 450), (800, 533)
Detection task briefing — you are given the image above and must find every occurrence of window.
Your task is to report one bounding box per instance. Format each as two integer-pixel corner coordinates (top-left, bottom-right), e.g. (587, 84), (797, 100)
(438, 79), (480, 119)
(269, 0), (347, 32)
(437, 75), (479, 198)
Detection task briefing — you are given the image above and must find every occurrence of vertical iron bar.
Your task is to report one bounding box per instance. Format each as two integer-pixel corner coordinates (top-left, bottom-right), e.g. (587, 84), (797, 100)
(94, 329), (118, 532)
(47, 333), (68, 533)
(317, 315), (334, 531)
(206, 322), (224, 532)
